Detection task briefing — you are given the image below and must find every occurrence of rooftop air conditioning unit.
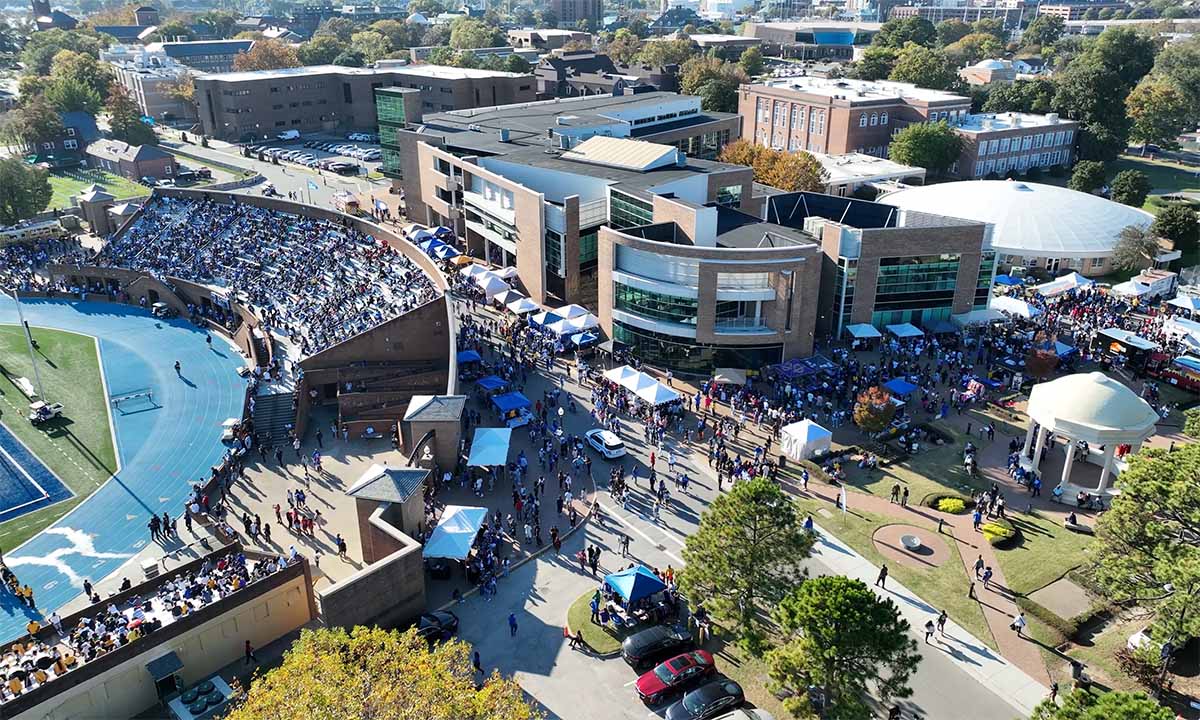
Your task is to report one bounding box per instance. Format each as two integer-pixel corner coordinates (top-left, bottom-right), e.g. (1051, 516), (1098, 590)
(1047, 113), (1060, 124)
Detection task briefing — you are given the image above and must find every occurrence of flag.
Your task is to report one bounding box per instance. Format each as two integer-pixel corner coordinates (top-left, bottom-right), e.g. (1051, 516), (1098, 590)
(307, 179), (318, 191)
(839, 485), (847, 520)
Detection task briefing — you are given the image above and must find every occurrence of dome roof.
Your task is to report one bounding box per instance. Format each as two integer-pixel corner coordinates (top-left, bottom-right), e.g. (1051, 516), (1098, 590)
(406, 11), (428, 23)
(974, 59), (1007, 69)
(1027, 372), (1159, 443)
(880, 180), (1154, 259)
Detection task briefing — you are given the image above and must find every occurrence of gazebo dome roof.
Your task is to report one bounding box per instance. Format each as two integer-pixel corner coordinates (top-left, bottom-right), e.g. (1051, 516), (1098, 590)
(1027, 372), (1159, 443)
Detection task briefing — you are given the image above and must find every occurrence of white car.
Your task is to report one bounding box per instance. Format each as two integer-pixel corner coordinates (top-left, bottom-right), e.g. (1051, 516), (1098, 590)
(586, 429), (626, 459)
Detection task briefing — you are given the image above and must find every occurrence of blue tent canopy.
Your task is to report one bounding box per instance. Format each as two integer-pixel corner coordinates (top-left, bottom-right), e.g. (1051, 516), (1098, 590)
(491, 391), (531, 413)
(1175, 356), (1200, 373)
(883, 378), (918, 397)
(457, 349), (482, 363)
(532, 312), (564, 327)
(570, 331), (598, 346)
(432, 244), (460, 259)
(994, 274), (1023, 286)
(476, 375), (509, 392)
(1054, 341), (1076, 357)
(604, 565), (667, 603)
(418, 238), (441, 252)
(467, 428), (511, 467)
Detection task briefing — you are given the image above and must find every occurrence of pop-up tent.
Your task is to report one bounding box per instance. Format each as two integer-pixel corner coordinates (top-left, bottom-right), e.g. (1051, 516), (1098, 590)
(781, 419), (833, 461)
(460, 264), (488, 279)
(507, 297), (540, 315)
(476, 375), (509, 392)
(845, 323), (882, 339)
(636, 382), (680, 406)
(990, 295), (1042, 319)
(604, 565), (667, 603)
(886, 323), (924, 338)
(530, 311), (564, 327)
(570, 331), (598, 346)
(883, 377), (919, 397)
(476, 273), (511, 300)
(456, 349), (482, 364)
(493, 289), (524, 305)
(994, 274), (1023, 286)
(423, 505), (488, 560)
(491, 391), (531, 414)
(431, 244), (460, 260)
(1167, 294), (1200, 315)
(603, 365), (641, 385)
(556, 304), (591, 319)
(1034, 272), (1093, 297)
(467, 427), (512, 467)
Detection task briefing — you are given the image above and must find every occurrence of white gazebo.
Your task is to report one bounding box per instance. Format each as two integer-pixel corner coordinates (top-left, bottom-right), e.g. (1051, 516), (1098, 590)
(1025, 372), (1159, 494)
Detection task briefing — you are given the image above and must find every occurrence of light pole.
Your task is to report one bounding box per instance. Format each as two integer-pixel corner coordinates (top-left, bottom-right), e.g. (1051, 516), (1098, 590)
(10, 289), (46, 402)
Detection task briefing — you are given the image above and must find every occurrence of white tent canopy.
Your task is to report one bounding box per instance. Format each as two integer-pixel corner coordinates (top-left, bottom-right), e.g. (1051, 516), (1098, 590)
(466, 427), (512, 466)
(1034, 272), (1094, 297)
(493, 289), (524, 305)
(548, 313), (600, 335)
(604, 365), (641, 385)
(846, 323), (882, 339)
(886, 323), (924, 338)
(781, 419), (833, 461)
(1165, 317), (1200, 352)
(1167, 294), (1200, 314)
(1112, 280), (1151, 297)
(636, 382), (680, 406)
(556, 304), (590, 319)
(423, 505), (488, 560)
(952, 308), (1005, 326)
(990, 295), (1043, 319)
(603, 365), (678, 404)
(460, 264), (488, 279)
(476, 273), (511, 300)
(506, 297), (540, 314)
(492, 266), (519, 280)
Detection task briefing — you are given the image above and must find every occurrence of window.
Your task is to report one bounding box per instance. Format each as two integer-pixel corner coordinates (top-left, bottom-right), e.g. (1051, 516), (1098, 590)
(1055, 131), (1065, 146)
(1032, 133), (1043, 149)
(63, 139), (77, 149)
(164, 164), (172, 175)
(609, 190), (654, 229)
(1043, 132), (1054, 146)
(809, 111), (817, 133)
(1065, 129), (1074, 143)
(757, 98), (769, 122)
(275, 120), (285, 127)
(440, 87), (452, 94)
(791, 104), (803, 129)
(774, 101), (787, 126)
(816, 110), (825, 135)
(999, 137), (1010, 153)
(859, 113), (868, 128)
(870, 113), (878, 126)
(272, 104), (283, 110)
(880, 112), (888, 125)
(1021, 135), (1032, 151)
(789, 135), (801, 151)
(716, 184), (742, 206)
(66, 127), (75, 137)
(614, 283), (698, 326)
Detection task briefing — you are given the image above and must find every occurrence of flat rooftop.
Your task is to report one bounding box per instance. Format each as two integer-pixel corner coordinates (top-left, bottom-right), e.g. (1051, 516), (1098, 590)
(714, 206), (816, 249)
(955, 111), (1073, 133)
(682, 33), (760, 43)
(197, 63), (528, 83)
(753, 20), (882, 31)
(813, 152), (926, 183)
(754, 77), (968, 103)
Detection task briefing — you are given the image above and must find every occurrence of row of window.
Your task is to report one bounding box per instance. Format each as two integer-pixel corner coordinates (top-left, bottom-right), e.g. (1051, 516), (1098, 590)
(979, 129), (1074, 156)
(973, 150), (1068, 176)
(756, 98), (826, 135)
(856, 111), (890, 128)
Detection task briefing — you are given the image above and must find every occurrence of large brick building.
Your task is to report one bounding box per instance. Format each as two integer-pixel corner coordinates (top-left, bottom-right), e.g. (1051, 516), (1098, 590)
(195, 64), (536, 141)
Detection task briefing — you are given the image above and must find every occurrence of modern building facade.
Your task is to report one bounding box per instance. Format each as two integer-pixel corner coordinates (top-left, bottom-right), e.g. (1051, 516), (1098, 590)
(197, 64), (536, 141)
(144, 40), (255, 73)
(741, 20), (880, 59)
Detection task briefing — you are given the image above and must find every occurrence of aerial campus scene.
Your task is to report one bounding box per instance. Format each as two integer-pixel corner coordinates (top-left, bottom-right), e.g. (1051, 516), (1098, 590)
(0, 0), (1198, 718)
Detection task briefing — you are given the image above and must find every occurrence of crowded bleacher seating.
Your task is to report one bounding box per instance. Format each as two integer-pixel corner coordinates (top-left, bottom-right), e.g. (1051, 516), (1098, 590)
(0, 238), (91, 292)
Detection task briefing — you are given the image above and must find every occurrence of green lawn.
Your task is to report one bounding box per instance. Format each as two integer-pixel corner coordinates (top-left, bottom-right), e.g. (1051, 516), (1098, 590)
(991, 510), (1095, 598)
(566, 590), (627, 655)
(1111, 155), (1200, 206)
(0, 325), (117, 550)
(47, 168), (148, 209)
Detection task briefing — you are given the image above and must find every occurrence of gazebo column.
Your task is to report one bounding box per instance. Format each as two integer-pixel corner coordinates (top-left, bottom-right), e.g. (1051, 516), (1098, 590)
(1060, 439), (1077, 487)
(1023, 422), (1037, 456)
(1032, 425), (1049, 466)
(1097, 445), (1117, 494)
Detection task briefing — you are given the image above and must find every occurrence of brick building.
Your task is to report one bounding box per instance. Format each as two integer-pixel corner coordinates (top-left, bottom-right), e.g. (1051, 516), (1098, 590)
(86, 140), (177, 181)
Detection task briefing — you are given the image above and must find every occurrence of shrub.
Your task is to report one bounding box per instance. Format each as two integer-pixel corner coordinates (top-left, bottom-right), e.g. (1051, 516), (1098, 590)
(937, 497), (966, 514)
(981, 518), (1018, 547)
(1115, 645), (1163, 689)
(921, 492), (975, 512)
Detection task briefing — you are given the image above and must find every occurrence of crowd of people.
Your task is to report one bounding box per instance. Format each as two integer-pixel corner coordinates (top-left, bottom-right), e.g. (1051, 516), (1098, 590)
(0, 236), (91, 292)
(100, 196), (441, 356)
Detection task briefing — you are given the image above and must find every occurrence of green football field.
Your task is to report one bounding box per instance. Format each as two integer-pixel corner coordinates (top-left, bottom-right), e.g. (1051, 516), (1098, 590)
(0, 325), (116, 551)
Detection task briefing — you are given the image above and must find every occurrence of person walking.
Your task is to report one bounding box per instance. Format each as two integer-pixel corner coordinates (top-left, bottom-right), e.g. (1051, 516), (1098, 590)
(982, 566), (994, 590)
(244, 640), (258, 666)
(901, 487), (909, 507)
(890, 483), (900, 503)
(508, 613), (518, 638)
(936, 610), (948, 636)
(924, 619), (935, 644)
(620, 533), (631, 557)
(875, 564), (888, 588)
(973, 554), (985, 580)
(1011, 612), (1027, 638)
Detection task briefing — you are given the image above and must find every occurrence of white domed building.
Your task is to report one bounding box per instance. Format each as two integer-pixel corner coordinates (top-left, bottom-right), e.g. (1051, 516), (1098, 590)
(880, 180), (1154, 278)
(405, 11), (429, 25)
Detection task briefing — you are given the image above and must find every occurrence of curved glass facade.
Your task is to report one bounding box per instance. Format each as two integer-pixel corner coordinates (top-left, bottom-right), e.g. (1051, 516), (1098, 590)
(613, 320), (783, 377)
(614, 283), (698, 326)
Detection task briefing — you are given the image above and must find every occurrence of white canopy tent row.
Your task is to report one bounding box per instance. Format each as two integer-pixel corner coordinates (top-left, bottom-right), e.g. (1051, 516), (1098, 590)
(507, 297), (540, 314)
(1033, 272), (1094, 297)
(546, 313), (600, 336)
(602, 365), (681, 406)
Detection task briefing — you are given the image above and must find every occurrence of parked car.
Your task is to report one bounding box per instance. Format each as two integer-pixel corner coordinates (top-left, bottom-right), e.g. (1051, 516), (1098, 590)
(665, 680), (745, 720)
(586, 428), (626, 459)
(622, 625), (694, 670)
(636, 650), (716, 705)
(415, 610), (459, 644)
(139, 175), (157, 185)
(711, 710), (774, 720)
(277, 129), (300, 140)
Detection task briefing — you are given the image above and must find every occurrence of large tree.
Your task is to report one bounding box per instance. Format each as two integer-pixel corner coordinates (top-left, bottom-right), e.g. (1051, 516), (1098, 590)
(738, 45), (764, 77)
(1109, 169), (1152, 207)
(888, 43), (956, 90)
(604, 28), (641, 64)
(49, 49), (112, 102)
(982, 77), (1057, 114)
(759, 150), (826, 192)
(225, 626), (541, 720)
(1091, 443), (1200, 658)
(0, 97), (64, 147)
(232, 39), (300, 72)
(1111, 224), (1161, 271)
(942, 32), (1004, 66)
(1152, 36), (1200, 125)
(848, 45), (898, 81)
(887, 121), (963, 175)
(636, 38), (694, 67)
(19, 27), (107, 75)
(1126, 78), (1192, 150)
(1067, 159), (1106, 193)
(1150, 203), (1199, 255)
(853, 386), (897, 434)
(1031, 689), (1173, 720)
(934, 18), (971, 47)
(350, 30), (392, 63)
(678, 476), (814, 646)
(449, 17), (505, 50)
(297, 35), (346, 65)
(43, 75), (103, 114)
(873, 16), (936, 48)
(1022, 14), (1065, 48)
(314, 16), (360, 43)
(0, 158), (53, 226)
(106, 85), (157, 146)
(767, 576), (921, 720)
(1053, 59), (1132, 162)
(680, 56), (746, 113)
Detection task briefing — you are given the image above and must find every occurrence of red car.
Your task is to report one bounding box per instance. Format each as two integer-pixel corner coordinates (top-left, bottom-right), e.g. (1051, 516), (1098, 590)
(636, 650), (716, 705)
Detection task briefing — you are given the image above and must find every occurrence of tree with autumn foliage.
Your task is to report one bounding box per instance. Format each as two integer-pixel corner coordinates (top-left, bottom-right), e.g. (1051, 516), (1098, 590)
(853, 386), (896, 435)
(717, 140), (826, 192)
(225, 626), (542, 720)
(232, 39), (301, 72)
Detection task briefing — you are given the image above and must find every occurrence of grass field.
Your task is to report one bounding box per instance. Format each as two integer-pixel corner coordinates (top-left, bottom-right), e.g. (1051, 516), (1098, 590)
(0, 325), (116, 550)
(47, 168), (147, 210)
(566, 590), (627, 655)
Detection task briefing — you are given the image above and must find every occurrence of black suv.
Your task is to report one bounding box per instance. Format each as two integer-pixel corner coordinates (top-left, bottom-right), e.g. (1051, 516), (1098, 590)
(622, 624), (693, 669)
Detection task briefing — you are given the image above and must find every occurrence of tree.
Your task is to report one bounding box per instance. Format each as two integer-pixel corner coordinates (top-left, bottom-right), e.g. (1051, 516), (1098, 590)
(759, 149), (826, 191)
(737, 45), (764, 76)
(1150, 203), (1199, 255)
(504, 54), (531, 74)
(1109, 169), (1152, 207)
(888, 43), (956, 90)
(853, 386), (897, 434)
(224, 626), (542, 720)
(636, 38), (694, 66)
(450, 17), (504, 50)
(767, 576), (921, 720)
(20, 27), (107, 75)
(333, 49), (365, 67)
(350, 30), (392, 63)
(152, 20), (195, 42)
(370, 19), (411, 49)
(314, 16), (360, 43)
(232, 39), (300, 72)
(1152, 36), (1200, 125)
(106, 85), (157, 146)
(1126, 78), (1192, 149)
(1022, 14), (1064, 48)
(873, 16), (936, 48)
(49, 49), (112, 101)
(194, 10), (239, 39)
(604, 27), (641, 64)
(421, 25), (452, 48)
(1031, 689), (1172, 720)
(943, 32), (1004, 65)
(1088, 26), (1156, 88)
(1053, 59), (1131, 161)
(164, 71), (196, 107)
(935, 19), (971, 47)
(982, 77), (1056, 113)
(847, 45), (897, 80)
(298, 35), (346, 65)
(680, 56), (746, 112)
(887, 121), (962, 175)
(407, 0), (446, 16)
(0, 97), (64, 147)
(43, 75), (102, 114)
(1185, 407), (1200, 439)
(1067, 159), (1106, 193)
(0, 158), (52, 226)
(970, 17), (1007, 41)
(678, 476), (814, 647)
(1111, 225), (1161, 270)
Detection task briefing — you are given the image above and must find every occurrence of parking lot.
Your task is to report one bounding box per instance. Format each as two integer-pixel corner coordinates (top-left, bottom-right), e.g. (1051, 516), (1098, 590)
(241, 132), (382, 177)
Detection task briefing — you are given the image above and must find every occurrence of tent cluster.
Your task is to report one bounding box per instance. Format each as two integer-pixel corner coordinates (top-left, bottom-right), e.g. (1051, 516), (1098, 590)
(602, 365), (681, 406)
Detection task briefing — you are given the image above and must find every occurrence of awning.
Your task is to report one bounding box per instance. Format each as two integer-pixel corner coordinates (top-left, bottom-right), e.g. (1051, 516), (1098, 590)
(467, 427), (512, 467)
(990, 295), (1042, 319)
(886, 323), (924, 338)
(781, 419), (832, 461)
(883, 378), (918, 397)
(507, 297), (540, 314)
(604, 565), (666, 603)
(712, 368), (747, 385)
(1167, 295), (1200, 313)
(423, 505), (488, 560)
(491, 391), (532, 413)
(456, 349), (482, 363)
(145, 652), (183, 681)
(845, 323), (882, 339)
(476, 375), (509, 392)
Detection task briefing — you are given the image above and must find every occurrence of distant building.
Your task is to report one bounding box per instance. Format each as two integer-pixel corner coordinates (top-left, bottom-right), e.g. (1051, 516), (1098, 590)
(144, 39), (255, 73)
(550, 0), (604, 28)
(534, 49), (679, 98)
(507, 28), (593, 50)
(1038, 1), (1129, 20)
(196, 64), (536, 141)
(86, 139), (177, 181)
(810, 152), (926, 195)
(105, 47), (199, 123)
(31, 0), (77, 31)
(959, 58), (1018, 86)
(742, 20), (880, 60)
(18, 111), (99, 168)
(889, 3), (1027, 29)
(648, 6), (703, 33)
(951, 111), (1078, 179)
(667, 33), (762, 60)
(404, 46), (540, 64)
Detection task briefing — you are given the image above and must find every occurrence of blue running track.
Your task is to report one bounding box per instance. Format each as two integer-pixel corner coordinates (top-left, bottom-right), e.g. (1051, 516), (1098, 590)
(0, 298), (247, 639)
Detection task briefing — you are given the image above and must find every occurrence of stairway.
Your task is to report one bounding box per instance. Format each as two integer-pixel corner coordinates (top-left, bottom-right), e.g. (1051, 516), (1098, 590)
(253, 392), (294, 446)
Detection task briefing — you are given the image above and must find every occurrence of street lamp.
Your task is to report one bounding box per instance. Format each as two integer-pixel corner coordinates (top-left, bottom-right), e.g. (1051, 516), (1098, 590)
(9, 288), (47, 401)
